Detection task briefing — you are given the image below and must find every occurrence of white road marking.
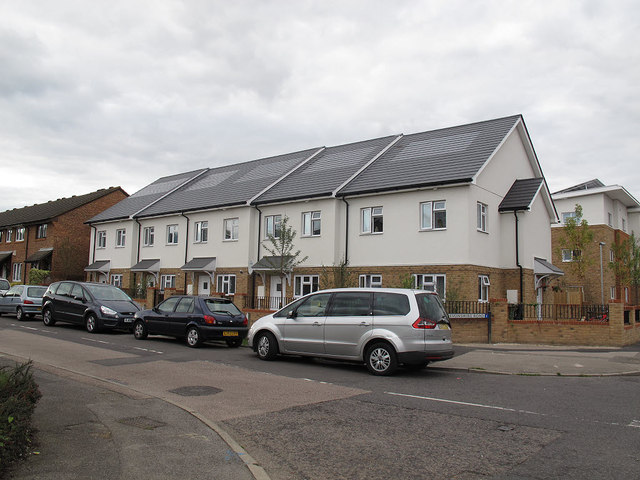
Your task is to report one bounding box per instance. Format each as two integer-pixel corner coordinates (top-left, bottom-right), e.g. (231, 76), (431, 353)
(133, 347), (163, 354)
(629, 420), (640, 428)
(385, 391), (545, 416)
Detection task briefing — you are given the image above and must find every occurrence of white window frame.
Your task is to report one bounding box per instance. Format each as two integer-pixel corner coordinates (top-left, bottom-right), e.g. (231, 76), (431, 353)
(12, 263), (22, 282)
(160, 275), (176, 291)
(359, 274), (382, 288)
(167, 225), (179, 245)
(194, 221), (208, 243)
(563, 212), (577, 225)
(16, 227), (25, 242)
(361, 207), (383, 234)
(413, 274), (446, 299)
(217, 274), (236, 295)
(624, 287), (629, 303)
(302, 211), (321, 237)
(97, 230), (107, 248)
(607, 212), (613, 226)
(622, 218), (626, 232)
(224, 218), (239, 241)
(36, 224), (47, 239)
(110, 274), (123, 288)
(610, 250), (615, 263)
(143, 226), (155, 247)
(420, 201), (447, 230)
(116, 229), (126, 248)
(265, 215), (282, 239)
(477, 202), (488, 233)
(610, 286), (616, 300)
(478, 275), (490, 303)
(294, 275), (319, 297)
(6, 229), (12, 242)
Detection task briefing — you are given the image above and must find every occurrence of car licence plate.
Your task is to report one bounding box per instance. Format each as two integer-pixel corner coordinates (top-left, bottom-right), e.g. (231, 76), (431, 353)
(223, 331), (238, 337)
(124, 318), (134, 323)
(438, 324), (450, 330)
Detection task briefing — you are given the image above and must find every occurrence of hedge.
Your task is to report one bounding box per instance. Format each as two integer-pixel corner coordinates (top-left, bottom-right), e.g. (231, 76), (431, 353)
(0, 361), (41, 477)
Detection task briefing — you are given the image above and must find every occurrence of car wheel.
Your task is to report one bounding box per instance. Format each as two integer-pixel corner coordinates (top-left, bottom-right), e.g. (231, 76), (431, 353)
(86, 314), (100, 334)
(186, 326), (202, 348)
(16, 307), (24, 321)
(255, 331), (278, 361)
(42, 308), (56, 326)
(365, 342), (398, 376)
(226, 338), (242, 348)
(133, 320), (148, 340)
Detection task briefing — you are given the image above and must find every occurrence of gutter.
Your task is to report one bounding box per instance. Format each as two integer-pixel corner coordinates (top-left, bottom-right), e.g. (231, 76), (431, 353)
(180, 212), (190, 294)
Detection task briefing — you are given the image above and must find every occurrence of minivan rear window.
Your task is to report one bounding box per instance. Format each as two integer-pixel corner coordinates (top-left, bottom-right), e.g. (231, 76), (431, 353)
(373, 292), (410, 315)
(416, 293), (448, 322)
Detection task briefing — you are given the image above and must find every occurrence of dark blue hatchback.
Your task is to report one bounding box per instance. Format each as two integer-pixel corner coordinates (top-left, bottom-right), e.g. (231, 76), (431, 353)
(133, 295), (248, 348)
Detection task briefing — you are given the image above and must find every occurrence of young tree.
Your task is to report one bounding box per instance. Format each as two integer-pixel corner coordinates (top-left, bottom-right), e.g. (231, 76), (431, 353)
(320, 257), (354, 289)
(557, 204), (594, 281)
(262, 216), (308, 306)
(609, 232), (640, 303)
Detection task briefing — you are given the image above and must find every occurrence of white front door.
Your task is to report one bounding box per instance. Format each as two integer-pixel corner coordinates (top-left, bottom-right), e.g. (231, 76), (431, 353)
(198, 275), (211, 296)
(270, 276), (286, 309)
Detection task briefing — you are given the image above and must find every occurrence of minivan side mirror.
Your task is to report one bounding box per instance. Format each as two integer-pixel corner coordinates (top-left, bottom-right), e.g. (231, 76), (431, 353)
(286, 310), (296, 319)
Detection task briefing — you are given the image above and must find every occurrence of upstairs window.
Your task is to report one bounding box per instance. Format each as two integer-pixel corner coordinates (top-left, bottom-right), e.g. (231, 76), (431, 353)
(362, 207), (383, 234)
(607, 212), (612, 226)
(562, 249), (581, 262)
(97, 230), (107, 248)
(563, 212), (577, 224)
(116, 229), (126, 248)
(143, 227), (155, 247)
(194, 221), (208, 243)
(36, 224), (48, 239)
(16, 227), (25, 242)
(6, 230), (12, 242)
(224, 218), (239, 241)
(421, 201), (446, 230)
(167, 225), (179, 245)
(477, 202), (488, 233)
(0, 231), (3, 242)
(265, 215), (282, 239)
(302, 211), (321, 237)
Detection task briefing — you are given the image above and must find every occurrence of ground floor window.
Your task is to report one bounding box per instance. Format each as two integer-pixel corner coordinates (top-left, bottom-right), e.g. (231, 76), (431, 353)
(217, 274), (236, 295)
(160, 275), (176, 291)
(12, 263), (22, 282)
(414, 274), (446, 299)
(478, 275), (490, 302)
(359, 274), (382, 288)
(294, 275), (319, 297)
(110, 274), (123, 288)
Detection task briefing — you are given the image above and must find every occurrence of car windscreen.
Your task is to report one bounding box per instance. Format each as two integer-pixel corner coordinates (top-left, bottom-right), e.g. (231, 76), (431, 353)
(0, 280), (9, 290)
(415, 293), (449, 322)
(204, 299), (242, 316)
(27, 287), (47, 298)
(84, 284), (132, 301)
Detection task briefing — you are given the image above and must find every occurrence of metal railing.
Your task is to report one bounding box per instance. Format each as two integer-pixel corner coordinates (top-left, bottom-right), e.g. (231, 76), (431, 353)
(251, 295), (295, 311)
(509, 303), (609, 322)
(444, 301), (490, 315)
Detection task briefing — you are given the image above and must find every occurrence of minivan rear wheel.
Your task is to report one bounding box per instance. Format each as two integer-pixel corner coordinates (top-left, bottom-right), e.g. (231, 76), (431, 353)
(86, 314), (100, 334)
(365, 342), (398, 376)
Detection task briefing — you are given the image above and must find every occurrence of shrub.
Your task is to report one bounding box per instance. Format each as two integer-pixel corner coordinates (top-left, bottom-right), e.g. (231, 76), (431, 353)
(0, 361), (41, 476)
(28, 269), (50, 286)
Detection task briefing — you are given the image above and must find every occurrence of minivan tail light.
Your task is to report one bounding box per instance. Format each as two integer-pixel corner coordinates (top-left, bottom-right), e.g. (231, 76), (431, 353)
(204, 315), (216, 325)
(23, 300), (34, 305)
(412, 317), (437, 329)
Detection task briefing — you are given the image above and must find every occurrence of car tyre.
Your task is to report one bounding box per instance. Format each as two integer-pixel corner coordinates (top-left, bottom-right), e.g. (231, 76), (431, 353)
(16, 307), (25, 321)
(86, 314), (100, 334)
(186, 326), (202, 348)
(133, 320), (148, 340)
(255, 331), (278, 361)
(365, 342), (398, 376)
(226, 338), (243, 348)
(42, 308), (56, 326)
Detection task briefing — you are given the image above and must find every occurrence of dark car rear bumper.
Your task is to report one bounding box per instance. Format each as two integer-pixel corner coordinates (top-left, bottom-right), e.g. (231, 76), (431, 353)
(100, 315), (136, 330)
(398, 348), (454, 365)
(199, 326), (249, 342)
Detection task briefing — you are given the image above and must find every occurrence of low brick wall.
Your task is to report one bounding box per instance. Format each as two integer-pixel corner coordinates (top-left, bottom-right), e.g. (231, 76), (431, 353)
(450, 318), (489, 343)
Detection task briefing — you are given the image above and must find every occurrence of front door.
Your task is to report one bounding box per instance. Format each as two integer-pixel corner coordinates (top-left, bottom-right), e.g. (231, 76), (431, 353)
(198, 275), (211, 296)
(270, 276), (286, 309)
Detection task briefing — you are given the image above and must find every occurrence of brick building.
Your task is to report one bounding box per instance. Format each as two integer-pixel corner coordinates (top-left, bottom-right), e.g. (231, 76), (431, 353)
(552, 179), (640, 304)
(87, 115), (561, 308)
(0, 187), (128, 284)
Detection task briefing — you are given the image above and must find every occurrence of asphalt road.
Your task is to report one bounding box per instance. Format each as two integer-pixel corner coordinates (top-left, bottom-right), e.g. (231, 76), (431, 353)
(2, 315), (639, 479)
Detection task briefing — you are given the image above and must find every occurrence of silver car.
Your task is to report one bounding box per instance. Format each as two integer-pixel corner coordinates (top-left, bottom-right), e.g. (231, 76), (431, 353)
(247, 288), (454, 376)
(0, 278), (9, 296)
(0, 284), (48, 321)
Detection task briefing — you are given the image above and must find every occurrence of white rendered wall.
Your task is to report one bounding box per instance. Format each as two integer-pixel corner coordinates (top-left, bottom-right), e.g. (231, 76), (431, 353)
(91, 220), (138, 269)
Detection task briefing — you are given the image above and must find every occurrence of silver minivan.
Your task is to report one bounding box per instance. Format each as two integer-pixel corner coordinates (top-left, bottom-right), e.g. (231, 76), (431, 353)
(247, 288), (453, 375)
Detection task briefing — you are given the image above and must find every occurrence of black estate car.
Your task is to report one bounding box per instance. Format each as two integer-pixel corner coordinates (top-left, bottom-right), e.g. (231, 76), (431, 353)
(133, 295), (248, 348)
(42, 281), (141, 333)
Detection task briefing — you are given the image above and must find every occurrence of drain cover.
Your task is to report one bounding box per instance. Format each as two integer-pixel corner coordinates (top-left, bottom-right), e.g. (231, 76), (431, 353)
(169, 385), (222, 397)
(118, 416), (166, 430)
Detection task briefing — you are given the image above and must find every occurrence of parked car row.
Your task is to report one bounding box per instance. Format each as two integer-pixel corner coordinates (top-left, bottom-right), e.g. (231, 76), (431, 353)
(1, 279), (454, 375)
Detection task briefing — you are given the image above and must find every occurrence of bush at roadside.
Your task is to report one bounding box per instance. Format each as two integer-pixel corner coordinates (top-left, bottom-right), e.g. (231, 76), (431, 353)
(0, 361), (41, 477)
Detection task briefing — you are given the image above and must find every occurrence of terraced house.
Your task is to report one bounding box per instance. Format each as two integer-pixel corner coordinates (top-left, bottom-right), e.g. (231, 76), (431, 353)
(85, 115), (560, 309)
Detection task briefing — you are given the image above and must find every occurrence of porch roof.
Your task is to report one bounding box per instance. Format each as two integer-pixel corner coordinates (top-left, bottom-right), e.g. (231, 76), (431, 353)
(25, 248), (53, 263)
(131, 259), (160, 272)
(534, 257), (564, 276)
(181, 257), (216, 272)
(85, 260), (110, 272)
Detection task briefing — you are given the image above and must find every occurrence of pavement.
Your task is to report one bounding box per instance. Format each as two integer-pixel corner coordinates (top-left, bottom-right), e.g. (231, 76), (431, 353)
(3, 342), (640, 479)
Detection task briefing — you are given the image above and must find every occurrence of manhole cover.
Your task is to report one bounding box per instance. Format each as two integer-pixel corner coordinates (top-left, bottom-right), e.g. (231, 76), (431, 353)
(169, 385), (222, 397)
(118, 416), (167, 430)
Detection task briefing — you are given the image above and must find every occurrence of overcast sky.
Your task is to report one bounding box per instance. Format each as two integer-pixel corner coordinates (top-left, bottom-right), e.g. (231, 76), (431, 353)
(1, 1), (639, 212)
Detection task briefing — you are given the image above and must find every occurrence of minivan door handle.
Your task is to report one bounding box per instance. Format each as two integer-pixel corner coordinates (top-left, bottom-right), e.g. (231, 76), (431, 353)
(312, 321), (322, 326)
(359, 321), (370, 326)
